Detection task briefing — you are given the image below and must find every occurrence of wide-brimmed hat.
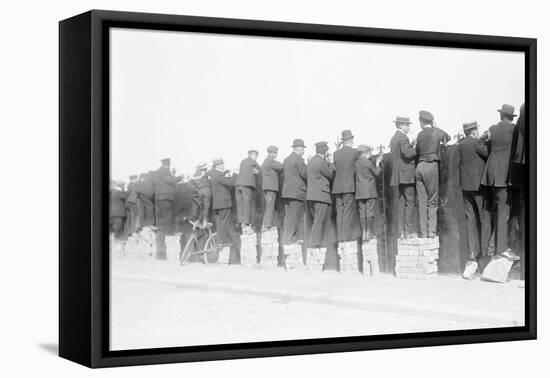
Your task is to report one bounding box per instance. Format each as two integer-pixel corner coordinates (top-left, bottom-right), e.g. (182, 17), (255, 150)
(291, 138), (306, 148)
(419, 110), (434, 122)
(341, 129), (354, 141)
(393, 116), (412, 125)
(497, 104), (517, 117)
(267, 145), (278, 153)
(462, 121), (479, 132)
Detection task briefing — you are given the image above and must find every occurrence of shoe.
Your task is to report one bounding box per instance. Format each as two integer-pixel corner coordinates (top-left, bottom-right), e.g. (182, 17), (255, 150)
(500, 249), (520, 261)
(428, 232), (437, 238)
(406, 233), (418, 239)
(362, 230), (368, 242)
(462, 260), (478, 280)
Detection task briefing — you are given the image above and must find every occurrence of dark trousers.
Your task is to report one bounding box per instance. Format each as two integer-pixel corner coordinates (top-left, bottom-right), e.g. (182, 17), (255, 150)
(492, 186), (510, 253)
(155, 199), (174, 260)
(283, 199), (305, 244)
(191, 192), (212, 223)
(397, 183), (416, 236)
(463, 189), (492, 259)
(335, 193), (361, 242)
(214, 208), (241, 249)
(110, 216), (125, 240)
(262, 190), (277, 228)
(125, 203), (139, 235)
(415, 161), (438, 236)
(357, 198), (376, 231)
(137, 194), (154, 228)
(308, 201), (329, 248)
(235, 185), (255, 225)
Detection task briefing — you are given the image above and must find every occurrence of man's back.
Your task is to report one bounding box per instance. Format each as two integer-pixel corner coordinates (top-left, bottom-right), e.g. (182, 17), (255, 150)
(459, 135), (488, 191)
(307, 155), (334, 204)
(416, 127), (450, 162)
(236, 157), (259, 187)
(332, 145), (360, 194)
(261, 156), (283, 192)
(282, 152), (307, 201)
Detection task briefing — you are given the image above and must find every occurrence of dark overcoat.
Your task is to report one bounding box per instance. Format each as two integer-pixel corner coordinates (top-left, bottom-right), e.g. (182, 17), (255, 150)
(416, 127), (450, 162)
(481, 120), (516, 187)
(210, 169), (237, 210)
(281, 152), (307, 201)
(235, 157), (260, 187)
(154, 166), (181, 201)
(306, 155), (335, 204)
(261, 156), (283, 192)
(389, 130), (416, 186)
(110, 189), (127, 217)
(332, 146), (361, 194)
(355, 156), (381, 199)
(458, 135), (488, 191)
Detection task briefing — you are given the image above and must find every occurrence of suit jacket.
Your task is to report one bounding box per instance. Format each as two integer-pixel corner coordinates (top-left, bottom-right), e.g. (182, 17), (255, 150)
(282, 152), (307, 201)
(355, 156), (381, 199)
(125, 182), (138, 205)
(390, 130), (416, 186)
(110, 189), (127, 217)
(210, 169), (237, 210)
(235, 157), (260, 188)
(332, 145), (361, 194)
(307, 155), (335, 204)
(481, 120), (516, 187)
(261, 156), (283, 192)
(135, 174), (154, 198)
(416, 127), (450, 162)
(154, 166), (181, 201)
(459, 135), (488, 191)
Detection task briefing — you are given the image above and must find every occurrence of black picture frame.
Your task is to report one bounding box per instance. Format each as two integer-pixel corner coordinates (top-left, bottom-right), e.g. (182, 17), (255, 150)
(59, 9), (537, 368)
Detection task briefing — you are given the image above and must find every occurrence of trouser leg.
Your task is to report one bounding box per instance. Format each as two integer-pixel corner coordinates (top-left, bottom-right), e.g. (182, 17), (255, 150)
(493, 186), (510, 253)
(283, 199), (305, 244)
(415, 165), (428, 237)
(263, 190), (276, 228)
(365, 198), (376, 239)
(309, 201), (328, 248)
(357, 199), (367, 234)
(235, 186), (244, 224)
(402, 184), (416, 235)
(424, 162), (439, 235)
(463, 191), (480, 260)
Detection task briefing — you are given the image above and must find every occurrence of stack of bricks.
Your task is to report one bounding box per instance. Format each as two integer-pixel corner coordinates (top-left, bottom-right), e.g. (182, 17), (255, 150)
(217, 246), (231, 265)
(259, 228), (279, 268)
(284, 243), (305, 272)
(165, 234), (182, 261)
(240, 232), (258, 266)
(395, 237), (439, 279)
(123, 227), (156, 260)
(338, 241), (360, 275)
(362, 240), (380, 276)
(305, 248), (326, 274)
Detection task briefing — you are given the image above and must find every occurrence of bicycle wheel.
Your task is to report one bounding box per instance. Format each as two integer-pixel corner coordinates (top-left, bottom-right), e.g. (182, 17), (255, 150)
(180, 236), (198, 265)
(203, 233), (220, 264)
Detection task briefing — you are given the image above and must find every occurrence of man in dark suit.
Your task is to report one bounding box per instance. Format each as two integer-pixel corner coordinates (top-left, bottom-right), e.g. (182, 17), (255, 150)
(135, 171), (155, 229)
(415, 110), (450, 238)
(481, 104), (520, 261)
(332, 129), (362, 242)
(355, 145), (382, 242)
(154, 158), (183, 260)
(109, 180), (127, 240)
(389, 116), (417, 239)
(459, 121), (491, 279)
(235, 150), (260, 234)
(210, 158), (241, 251)
(261, 145), (283, 230)
(510, 104), (526, 277)
(124, 174), (139, 235)
(282, 139), (308, 244)
(306, 142), (336, 248)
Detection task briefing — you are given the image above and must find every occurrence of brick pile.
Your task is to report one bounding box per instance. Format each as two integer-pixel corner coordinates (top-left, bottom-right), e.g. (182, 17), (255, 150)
(217, 246), (231, 265)
(123, 227), (156, 259)
(338, 241), (360, 274)
(240, 233), (258, 266)
(362, 240), (380, 276)
(305, 248), (326, 274)
(259, 228), (279, 268)
(165, 234), (182, 261)
(284, 243), (305, 272)
(395, 237), (439, 279)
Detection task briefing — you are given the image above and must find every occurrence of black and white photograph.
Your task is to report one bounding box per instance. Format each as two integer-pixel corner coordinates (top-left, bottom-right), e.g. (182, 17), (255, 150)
(107, 25), (528, 351)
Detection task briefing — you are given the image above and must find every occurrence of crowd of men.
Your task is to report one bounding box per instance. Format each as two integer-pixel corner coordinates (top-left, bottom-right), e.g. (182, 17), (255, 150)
(110, 103), (527, 279)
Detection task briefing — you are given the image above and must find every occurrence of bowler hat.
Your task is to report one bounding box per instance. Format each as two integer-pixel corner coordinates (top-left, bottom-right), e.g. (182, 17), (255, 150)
(462, 121), (479, 132)
(267, 145), (278, 153)
(291, 139), (306, 148)
(497, 104), (517, 117)
(393, 116), (412, 125)
(341, 129), (354, 141)
(419, 110), (434, 122)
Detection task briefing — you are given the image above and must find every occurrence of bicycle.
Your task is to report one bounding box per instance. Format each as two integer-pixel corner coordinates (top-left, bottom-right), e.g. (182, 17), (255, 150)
(179, 219), (220, 265)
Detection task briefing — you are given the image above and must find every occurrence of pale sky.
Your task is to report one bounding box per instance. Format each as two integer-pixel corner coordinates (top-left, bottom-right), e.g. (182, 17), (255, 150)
(110, 28), (524, 181)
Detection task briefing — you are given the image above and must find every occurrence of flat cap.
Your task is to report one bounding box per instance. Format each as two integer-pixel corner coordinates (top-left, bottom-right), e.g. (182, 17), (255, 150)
(267, 145), (278, 153)
(161, 158), (171, 165)
(419, 110), (434, 122)
(212, 157), (224, 166)
(248, 149), (259, 155)
(315, 141), (328, 147)
(358, 144), (373, 153)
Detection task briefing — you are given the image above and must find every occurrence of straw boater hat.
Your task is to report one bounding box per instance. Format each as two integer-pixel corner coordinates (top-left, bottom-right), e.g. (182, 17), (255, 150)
(462, 121), (479, 132)
(497, 104), (518, 117)
(393, 116), (412, 125)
